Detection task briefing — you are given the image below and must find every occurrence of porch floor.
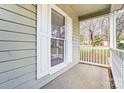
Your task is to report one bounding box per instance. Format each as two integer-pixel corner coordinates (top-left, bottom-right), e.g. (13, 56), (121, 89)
(41, 63), (111, 89)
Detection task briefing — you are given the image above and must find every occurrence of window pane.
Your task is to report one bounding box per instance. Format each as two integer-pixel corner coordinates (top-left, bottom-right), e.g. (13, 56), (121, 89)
(51, 9), (65, 39)
(51, 39), (64, 67)
(116, 10), (124, 50)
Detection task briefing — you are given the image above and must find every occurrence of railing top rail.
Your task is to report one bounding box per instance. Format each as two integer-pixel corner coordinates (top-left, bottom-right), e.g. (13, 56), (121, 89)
(111, 48), (124, 53)
(80, 45), (110, 49)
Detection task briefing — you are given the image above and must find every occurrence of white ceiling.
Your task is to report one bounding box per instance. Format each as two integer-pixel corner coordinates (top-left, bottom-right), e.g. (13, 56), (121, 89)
(69, 4), (110, 17)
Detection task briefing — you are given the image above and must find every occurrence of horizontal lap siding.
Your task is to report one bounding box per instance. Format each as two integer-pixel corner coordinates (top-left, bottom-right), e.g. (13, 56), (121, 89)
(0, 4), (80, 89)
(0, 50), (35, 62)
(0, 4), (36, 20)
(0, 20), (36, 35)
(0, 42), (35, 51)
(0, 31), (35, 42)
(0, 8), (36, 27)
(0, 4), (37, 89)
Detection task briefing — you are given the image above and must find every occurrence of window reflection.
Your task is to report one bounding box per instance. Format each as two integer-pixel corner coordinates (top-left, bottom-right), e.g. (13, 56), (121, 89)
(51, 39), (64, 67)
(51, 9), (65, 39)
(51, 9), (65, 67)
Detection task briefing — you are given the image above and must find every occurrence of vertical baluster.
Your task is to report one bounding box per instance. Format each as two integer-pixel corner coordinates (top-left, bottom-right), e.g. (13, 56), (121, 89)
(98, 48), (99, 64)
(96, 49), (98, 63)
(87, 48), (90, 62)
(89, 47), (91, 62)
(96, 48), (98, 64)
(96, 48), (97, 63)
(85, 47), (86, 62)
(86, 48), (89, 62)
(80, 47), (81, 61)
(83, 47), (84, 61)
(81, 47), (83, 61)
(100, 49), (101, 64)
(95, 49), (96, 63)
(88, 48), (91, 62)
(87, 48), (89, 62)
(100, 48), (102, 64)
(92, 48), (94, 63)
(84, 48), (86, 61)
(106, 49), (108, 65)
(98, 49), (100, 64)
(86, 47), (87, 62)
(83, 48), (85, 61)
(91, 47), (92, 63)
(82, 47), (83, 61)
(93, 49), (95, 63)
(88, 48), (90, 62)
(98, 48), (100, 64)
(80, 47), (82, 61)
(92, 48), (95, 63)
(105, 49), (106, 65)
(93, 48), (95, 63)
(82, 48), (83, 61)
(102, 49), (104, 65)
(101, 49), (102, 64)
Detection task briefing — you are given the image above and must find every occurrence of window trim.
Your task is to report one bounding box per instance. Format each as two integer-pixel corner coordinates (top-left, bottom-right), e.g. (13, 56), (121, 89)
(37, 5), (49, 79)
(48, 5), (68, 74)
(37, 4), (73, 79)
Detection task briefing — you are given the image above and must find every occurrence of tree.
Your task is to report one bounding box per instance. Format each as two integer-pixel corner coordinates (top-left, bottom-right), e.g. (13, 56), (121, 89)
(116, 10), (124, 49)
(80, 15), (110, 47)
(116, 14), (124, 41)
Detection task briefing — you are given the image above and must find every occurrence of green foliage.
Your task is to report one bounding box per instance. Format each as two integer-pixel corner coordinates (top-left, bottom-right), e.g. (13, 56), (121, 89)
(119, 34), (124, 40)
(117, 43), (124, 50)
(93, 35), (101, 46)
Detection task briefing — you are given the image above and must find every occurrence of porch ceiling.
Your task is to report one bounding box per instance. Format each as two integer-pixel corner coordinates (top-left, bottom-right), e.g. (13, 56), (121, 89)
(69, 4), (111, 20)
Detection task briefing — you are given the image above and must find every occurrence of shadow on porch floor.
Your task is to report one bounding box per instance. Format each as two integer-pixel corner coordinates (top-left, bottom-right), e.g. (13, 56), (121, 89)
(41, 63), (112, 89)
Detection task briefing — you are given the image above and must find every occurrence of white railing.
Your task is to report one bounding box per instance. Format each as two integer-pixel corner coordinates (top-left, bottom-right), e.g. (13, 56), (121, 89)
(80, 45), (110, 67)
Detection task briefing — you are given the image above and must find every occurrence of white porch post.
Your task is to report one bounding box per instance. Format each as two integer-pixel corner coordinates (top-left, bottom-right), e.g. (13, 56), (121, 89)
(110, 12), (116, 49)
(109, 11), (116, 68)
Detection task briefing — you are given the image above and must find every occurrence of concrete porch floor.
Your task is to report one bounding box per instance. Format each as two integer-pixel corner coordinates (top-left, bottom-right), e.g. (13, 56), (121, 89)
(41, 63), (111, 89)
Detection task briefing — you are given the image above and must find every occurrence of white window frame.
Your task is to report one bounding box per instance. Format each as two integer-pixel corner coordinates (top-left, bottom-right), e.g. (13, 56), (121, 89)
(37, 4), (73, 79)
(48, 5), (68, 74)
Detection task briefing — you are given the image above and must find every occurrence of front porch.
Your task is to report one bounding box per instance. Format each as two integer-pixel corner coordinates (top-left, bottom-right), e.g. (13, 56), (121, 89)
(0, 4), (124, 89)
(40, 4), (124, 89)
(41, 63), (112, 89)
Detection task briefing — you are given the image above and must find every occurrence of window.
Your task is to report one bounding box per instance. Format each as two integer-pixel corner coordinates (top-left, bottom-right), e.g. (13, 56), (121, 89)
(51, 9), (65, 67)
(37, 4), (72, 79)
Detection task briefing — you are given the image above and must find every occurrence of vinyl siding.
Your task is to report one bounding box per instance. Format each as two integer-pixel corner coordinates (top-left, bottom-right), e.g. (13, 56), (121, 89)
(0, 4), (80, 89)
